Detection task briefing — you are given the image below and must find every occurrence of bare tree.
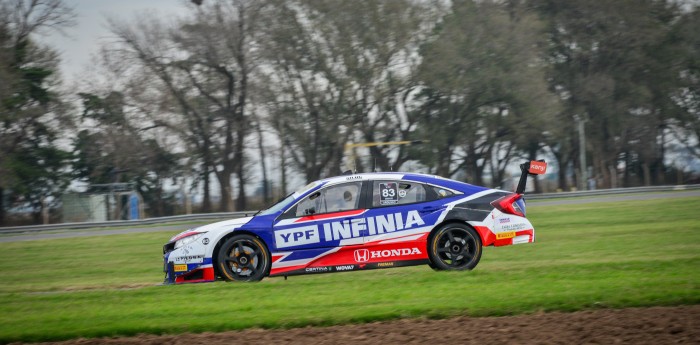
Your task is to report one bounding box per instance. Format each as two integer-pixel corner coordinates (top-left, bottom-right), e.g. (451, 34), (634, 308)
(104, 0), (264, 211)
(307, 0), (443, 172)
(259, 2), (353, 182)
(6, 0), (75, 45)
(259, 0), (442, 181)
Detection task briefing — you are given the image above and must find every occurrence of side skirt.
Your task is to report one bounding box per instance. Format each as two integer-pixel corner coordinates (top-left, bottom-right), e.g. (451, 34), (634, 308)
(268, 259), (430, 277)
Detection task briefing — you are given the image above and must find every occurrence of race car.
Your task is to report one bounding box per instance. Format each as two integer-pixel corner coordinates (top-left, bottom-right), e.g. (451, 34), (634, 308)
(163, 160), (546, 284)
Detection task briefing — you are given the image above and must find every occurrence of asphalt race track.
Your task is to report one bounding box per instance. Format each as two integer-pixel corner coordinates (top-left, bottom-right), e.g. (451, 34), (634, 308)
(1, 190), (699, 243)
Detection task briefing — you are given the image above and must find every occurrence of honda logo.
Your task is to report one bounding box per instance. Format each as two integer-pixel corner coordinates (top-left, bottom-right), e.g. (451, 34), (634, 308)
(354, 249), (369, 262)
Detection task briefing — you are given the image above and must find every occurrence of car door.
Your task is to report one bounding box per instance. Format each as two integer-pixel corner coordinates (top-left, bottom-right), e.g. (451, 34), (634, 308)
(363, 180), (446, 244)
(272, 181), (367, 251)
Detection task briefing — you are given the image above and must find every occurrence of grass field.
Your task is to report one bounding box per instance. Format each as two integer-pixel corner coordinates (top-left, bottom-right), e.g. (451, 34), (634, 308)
(1, 196), (699, 343)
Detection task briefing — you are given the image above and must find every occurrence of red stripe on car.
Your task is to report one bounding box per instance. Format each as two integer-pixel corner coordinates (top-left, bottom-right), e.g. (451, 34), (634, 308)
(294, 209), (367, 223)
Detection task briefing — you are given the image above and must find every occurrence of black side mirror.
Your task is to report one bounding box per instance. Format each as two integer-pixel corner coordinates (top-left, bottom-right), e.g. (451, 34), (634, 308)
(304, 208), (316, 215)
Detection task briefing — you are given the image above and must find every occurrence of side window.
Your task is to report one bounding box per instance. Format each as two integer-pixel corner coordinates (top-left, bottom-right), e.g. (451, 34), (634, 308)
(431, 186), (455, 199)
(295, 182), (362, 216)
(372, 181), (427, 207)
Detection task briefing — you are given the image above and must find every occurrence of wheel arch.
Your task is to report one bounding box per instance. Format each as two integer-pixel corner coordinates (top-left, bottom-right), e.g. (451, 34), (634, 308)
(426, 219), (476, 265)
(427, 218), (480, 244)
(426, 218), (484, 270)
(212, 230), (272, 278)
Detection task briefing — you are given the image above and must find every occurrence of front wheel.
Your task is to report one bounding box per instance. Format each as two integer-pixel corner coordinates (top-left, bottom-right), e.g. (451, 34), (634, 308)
(428, 223), (482, 271)
(217, 234), (270, 282)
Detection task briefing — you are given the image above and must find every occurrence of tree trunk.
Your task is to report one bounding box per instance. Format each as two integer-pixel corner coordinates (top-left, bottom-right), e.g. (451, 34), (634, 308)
(595, 156), (610, 189)
(551, 150), (568, 191)
(369, 145), (390, 172)
(156, 183), (164, 217)
(464, 143), (482, 185)
(609, 165), (617, 189)
(656, 126), (666, 185)
(42, 198), (49, 224)
(280, 140), (287, 198)
(235, 135), (247, 211)
(0, 187), (4, 226)
(436, 146), (451, 177)
(255, 119), (270, 205)
(236, 168), (246, 211)
(33, 208), (42, 225)
(623, 151), (631, 187)
(642, 162), (652, 186)
(202, 165), (211, 213)
(219, 172), (235, 212)
(572, 148), (580, 191)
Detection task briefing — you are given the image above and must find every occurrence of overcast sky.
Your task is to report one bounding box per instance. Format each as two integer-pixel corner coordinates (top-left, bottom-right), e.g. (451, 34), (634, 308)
(38, 0), (189, 84)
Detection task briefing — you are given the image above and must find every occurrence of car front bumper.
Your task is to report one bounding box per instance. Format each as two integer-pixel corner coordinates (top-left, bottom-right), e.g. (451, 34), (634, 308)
(163, 244), (216, 284)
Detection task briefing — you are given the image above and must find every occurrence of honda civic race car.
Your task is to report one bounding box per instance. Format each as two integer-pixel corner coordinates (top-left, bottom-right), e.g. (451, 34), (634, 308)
(163, 160), (546, 284)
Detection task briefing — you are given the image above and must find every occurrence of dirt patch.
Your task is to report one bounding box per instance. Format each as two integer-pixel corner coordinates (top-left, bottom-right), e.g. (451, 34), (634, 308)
(14, 305), (700, 345)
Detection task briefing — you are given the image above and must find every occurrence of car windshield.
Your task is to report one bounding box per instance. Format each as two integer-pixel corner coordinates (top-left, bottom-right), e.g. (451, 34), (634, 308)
(256, 181), (323, 216)
(256, 193), (296, 216)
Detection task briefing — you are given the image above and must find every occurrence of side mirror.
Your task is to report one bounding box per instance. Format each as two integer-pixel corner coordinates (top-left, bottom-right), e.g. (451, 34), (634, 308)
(304, 208), (316, 215)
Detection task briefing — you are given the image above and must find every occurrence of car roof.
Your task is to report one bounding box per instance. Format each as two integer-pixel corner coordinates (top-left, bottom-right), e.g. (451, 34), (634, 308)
(315, 172), (488, 195)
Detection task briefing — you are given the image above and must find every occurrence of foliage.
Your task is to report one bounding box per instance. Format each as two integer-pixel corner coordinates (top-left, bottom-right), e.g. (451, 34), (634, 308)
(668, 8), (700, 161)
(534, 0), (693, 188)
(3, 0), (700, 224)
(258, 0), (442, 180)
(72, 92), (181, 217)
(102, 0), (267, 211)
(0, 0), (74, 225)
(415, 0), (557, 188)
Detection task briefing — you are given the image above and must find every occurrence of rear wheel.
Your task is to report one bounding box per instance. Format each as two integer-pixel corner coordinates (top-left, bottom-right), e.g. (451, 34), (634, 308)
(428, 223), (482, 271)
(217, 234), (270, 282)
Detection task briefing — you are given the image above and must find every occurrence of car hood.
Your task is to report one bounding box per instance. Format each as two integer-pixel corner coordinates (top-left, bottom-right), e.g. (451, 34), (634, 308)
(169, 216), (254, 242)
(193, 216), (253, 233)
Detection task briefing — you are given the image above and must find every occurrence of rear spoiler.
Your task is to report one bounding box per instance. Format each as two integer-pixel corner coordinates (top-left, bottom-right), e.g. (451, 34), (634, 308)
(515, 160), (547, 194)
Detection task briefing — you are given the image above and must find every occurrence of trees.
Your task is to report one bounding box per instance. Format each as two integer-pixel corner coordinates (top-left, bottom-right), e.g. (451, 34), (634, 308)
(104, 0), (265, 211)
(668, 7), (700, 165)
(534, 0), (689, 188)
(72, 92), (180, 217)
(415, 0), (556, 188)
(258, 0), (442, 182)
(309, 0), (442, 173)
(0, 0), (74, 225)
(176, 0), (700, 192)
(4, 0), (700, 226)
(258, 1), (353, 182)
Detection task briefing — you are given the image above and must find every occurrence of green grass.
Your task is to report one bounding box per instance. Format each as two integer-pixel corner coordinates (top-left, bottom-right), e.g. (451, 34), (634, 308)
(1, 196), (699, 343)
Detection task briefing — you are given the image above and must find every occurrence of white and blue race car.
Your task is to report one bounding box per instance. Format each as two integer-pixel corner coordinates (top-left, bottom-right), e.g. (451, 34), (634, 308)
(163, 161), (546, 283)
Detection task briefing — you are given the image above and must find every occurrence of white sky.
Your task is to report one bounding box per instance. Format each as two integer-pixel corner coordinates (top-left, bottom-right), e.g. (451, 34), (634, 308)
(38, 0), (190, 84)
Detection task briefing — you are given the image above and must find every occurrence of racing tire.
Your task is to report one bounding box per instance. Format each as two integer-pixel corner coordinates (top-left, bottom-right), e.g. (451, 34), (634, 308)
(217, 234), (270, 282)
(428, 223), (482, 271)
